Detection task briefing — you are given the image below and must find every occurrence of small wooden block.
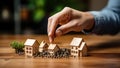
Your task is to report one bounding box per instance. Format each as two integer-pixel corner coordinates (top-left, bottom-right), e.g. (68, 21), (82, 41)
(39, 40), (48, 52)
(48, 44), (60, 56)
(24, 39), (40, 57)
(79, 42), (87, 57)
(70, 37), (87, 57)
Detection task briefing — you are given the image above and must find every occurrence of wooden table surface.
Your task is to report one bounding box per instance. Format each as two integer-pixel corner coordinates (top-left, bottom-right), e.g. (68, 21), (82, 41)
(0, 34), (120, 68)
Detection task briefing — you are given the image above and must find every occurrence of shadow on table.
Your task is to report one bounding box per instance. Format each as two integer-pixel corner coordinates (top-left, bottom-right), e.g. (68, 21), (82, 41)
(88, 39), (120, 52)
(88, 39), (120, 58)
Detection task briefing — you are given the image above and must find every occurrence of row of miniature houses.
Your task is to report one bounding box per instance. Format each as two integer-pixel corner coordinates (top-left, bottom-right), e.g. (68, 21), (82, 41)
(24, 39), (59, 57)
(24, 37), (87, 57)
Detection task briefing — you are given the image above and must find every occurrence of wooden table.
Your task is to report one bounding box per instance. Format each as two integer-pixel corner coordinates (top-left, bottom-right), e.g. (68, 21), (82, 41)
(0, 34), (120, 68)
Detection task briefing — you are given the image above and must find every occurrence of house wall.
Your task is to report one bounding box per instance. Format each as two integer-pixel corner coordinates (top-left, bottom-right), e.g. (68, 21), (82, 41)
(25, 46), (33, 56)
(71, 46), (80, 57)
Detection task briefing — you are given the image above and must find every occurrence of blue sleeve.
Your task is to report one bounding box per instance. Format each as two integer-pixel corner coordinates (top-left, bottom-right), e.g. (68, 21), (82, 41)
(89, 0), (120, 35)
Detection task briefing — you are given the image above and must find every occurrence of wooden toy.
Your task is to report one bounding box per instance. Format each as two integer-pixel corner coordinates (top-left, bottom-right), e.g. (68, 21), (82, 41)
(39, 40), (48, 52)
(70, 37), (87, 57)
(48, 44), (60, 56)
(18, 37), (87, 58)
(24, 39), (40, 57)
(79, 42), (87, 57)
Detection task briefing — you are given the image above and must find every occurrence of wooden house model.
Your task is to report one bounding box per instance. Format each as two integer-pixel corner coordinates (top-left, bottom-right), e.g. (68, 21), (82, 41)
(39, 40), (48, 52)
(48, 44), (60, 56)
(24, 39), (40, 57)
(70, 37), (87, 57)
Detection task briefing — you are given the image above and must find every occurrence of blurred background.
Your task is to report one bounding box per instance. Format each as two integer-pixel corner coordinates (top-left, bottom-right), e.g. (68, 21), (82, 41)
(0, 0), (108, 35)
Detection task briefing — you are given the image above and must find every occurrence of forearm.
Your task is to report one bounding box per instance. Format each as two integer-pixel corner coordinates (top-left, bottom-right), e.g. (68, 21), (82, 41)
(90, 10), (120, 35)
(89, 0), (120, 35)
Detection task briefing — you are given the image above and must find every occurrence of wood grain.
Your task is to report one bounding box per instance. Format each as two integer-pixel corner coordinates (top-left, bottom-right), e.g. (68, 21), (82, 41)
(0, 34), (120, 68)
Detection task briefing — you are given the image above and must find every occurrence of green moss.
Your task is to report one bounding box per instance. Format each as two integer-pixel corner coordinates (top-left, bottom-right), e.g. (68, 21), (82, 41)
(10, 41), (24, 54)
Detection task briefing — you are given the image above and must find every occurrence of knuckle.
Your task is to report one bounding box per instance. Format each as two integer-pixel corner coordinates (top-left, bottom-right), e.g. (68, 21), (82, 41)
(63, 7), (72, 12)
(64, 7), (70, 10)
(73, 22), (81, 32)
(48, 17), (52, 21)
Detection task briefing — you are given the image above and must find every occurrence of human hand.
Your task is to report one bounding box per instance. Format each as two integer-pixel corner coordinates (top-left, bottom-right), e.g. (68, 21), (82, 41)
(48, 7), (94, 43)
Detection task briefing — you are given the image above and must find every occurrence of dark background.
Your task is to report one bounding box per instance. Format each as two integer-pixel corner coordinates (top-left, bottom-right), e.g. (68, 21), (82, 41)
(0, 0), (108, 34)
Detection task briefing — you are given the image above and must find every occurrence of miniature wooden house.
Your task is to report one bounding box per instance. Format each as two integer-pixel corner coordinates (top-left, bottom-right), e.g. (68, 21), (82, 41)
(70, 37), (87, 57)
(79, 42), (87, 57)
(48, 44), (60, 56)
(24, 39), (40, 57)
(39, 40), (48, 52)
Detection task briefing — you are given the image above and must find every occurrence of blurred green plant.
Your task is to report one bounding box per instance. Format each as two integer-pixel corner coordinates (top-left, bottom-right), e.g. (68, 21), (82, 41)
(28, 0), (45, 22)
(10, 41), (24, 54)
(28, 0), (88, 23)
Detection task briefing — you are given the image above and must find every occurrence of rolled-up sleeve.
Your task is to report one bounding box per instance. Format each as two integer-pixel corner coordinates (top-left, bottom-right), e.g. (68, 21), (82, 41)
(89, 0), (120, 35)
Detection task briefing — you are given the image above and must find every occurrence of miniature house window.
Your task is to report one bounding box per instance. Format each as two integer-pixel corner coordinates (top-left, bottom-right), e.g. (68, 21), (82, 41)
(29, 51), (31, 53)
(26, 47), (28, 50)
(76, 51), (77, 54)
(77, 47), (79, 49)
(26, 51), (28, 53)
(76, 47), (77, 50)
(29, 47), (32, 50)
(72, 47), (73, 49)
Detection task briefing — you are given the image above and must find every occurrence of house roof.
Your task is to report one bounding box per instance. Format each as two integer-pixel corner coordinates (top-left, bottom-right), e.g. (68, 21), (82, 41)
(79, 42), (86, 50)
(24, 39), (37, 46)
(48, 44), (58, 50)
(70, 37), (83, 46)
(39, 40), (47, 47)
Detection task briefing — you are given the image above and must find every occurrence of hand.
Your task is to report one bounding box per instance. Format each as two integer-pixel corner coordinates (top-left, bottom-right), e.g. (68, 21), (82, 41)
(48, 7), (94, 43)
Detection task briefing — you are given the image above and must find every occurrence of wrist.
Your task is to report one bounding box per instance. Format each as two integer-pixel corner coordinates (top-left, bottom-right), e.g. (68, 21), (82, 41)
(82, 12), (95, 34)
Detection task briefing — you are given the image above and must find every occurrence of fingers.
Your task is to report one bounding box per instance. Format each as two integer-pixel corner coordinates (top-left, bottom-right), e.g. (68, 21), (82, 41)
(48, 12), (62, 43)
(47, 7), (89, 43)
(48, 17), (53, 43)
(55, 20), (75, 36)
(48, 17), (58, 43)
(47, 7), (72, 43)
(55, 19), (84, 36)
(47, 17), (52, 34)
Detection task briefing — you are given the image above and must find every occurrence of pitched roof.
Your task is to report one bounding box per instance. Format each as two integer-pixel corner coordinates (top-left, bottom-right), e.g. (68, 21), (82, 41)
(24, 39), (36, 46)
(79, 42), (86, 50)
(39, 40), (47, 47)
(70, 37), (83, 46)
(48, 44), (57, 50)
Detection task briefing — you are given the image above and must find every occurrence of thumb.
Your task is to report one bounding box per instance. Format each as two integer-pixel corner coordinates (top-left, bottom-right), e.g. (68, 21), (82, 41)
(55, 22), (73, 36)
